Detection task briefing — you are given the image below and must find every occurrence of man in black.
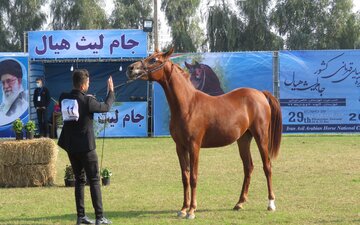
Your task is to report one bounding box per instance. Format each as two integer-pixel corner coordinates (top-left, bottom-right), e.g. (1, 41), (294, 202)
(33, 78), (50, 137)
(58, 69), (113, 225)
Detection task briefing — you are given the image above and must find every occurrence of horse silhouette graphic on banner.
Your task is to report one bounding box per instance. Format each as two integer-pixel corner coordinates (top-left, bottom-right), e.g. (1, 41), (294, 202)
(185, 61), (224, 96)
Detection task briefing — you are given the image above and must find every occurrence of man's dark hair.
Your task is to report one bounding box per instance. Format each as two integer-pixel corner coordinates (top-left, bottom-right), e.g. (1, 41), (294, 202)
(35, 77), (43, 82)
(72, 69), (89, 89)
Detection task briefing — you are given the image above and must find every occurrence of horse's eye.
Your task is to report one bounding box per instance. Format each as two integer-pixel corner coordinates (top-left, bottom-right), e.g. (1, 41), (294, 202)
(149, 58), (157, 64)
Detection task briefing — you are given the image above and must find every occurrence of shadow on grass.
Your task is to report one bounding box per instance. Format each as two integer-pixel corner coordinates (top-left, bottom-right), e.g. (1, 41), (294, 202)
(0, 208), (232, 224)
(0, 214), (75, 225)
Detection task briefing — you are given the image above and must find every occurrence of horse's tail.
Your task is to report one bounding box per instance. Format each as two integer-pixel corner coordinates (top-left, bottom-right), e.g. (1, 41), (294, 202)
(262, 91), (282, 160)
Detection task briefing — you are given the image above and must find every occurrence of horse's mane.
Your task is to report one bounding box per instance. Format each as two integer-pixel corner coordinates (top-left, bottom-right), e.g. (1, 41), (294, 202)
(173, 63), (190, 80)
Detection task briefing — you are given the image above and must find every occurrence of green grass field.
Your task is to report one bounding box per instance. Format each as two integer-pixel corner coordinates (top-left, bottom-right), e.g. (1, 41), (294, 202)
(0, 135), (359, 225)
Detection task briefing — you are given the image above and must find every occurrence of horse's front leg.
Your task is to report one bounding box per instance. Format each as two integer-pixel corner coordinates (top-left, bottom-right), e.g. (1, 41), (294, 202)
(187, 143), (200, 219)
(176, 144), (190, 218)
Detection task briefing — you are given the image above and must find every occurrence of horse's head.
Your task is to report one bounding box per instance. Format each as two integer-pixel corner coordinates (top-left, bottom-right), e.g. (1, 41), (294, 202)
(185, 61), (206, 89)
(185, 61), (224, 95)
(127, 48), (174, 81)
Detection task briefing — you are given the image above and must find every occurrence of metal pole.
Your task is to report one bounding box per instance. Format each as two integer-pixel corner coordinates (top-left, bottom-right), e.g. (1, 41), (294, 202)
(148, 0), (158, 137)
(272, 51), (280, 99)
(154, 0), (159, 50)
(23, 32), (27, 53)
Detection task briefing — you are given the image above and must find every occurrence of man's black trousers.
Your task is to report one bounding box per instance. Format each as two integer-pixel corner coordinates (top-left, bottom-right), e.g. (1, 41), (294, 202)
(36, 108), (48, 137)
(67, 150), (103, 219)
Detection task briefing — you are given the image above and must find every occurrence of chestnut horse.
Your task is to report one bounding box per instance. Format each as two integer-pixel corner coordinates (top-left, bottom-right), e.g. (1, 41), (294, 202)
(127, 48), (282, 219)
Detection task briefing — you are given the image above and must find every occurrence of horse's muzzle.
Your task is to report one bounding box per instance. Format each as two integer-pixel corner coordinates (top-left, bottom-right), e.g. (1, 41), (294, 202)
(126, 63), (137, 80)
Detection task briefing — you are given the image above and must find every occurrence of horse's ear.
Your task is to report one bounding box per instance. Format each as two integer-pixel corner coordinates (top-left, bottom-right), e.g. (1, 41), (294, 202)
(155, 47), (160, 53)
(195, 61), (199, 66)
(184, 61), (191, 68)
(163, 47), (174, 58)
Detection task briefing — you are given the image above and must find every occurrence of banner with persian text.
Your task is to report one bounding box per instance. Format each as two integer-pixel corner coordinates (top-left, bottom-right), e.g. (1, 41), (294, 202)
(280, 50), (360, 133)
(0, 54), (29, 138)
(28, 29), (147, 59)
(94, 102), (147, 137)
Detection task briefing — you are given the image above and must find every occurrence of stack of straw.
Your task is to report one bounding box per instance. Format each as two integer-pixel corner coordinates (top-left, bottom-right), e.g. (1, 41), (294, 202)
(0, 138), (58, 187)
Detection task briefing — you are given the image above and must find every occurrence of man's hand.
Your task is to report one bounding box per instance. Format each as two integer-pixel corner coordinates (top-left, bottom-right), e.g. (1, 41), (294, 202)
(107, 76), (114, 92)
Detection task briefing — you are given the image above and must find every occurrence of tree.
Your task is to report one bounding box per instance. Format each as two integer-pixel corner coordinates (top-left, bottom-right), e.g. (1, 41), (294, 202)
(271, 0), (360, 49)
(0, 14), (12, 51)
(326, 0), (360, 49)
(236, 0), (283, 50)
(350, 13), (360, 49)
(207, 1), (244, 51)
(161, 0), (203, 52)
(0, 0), (47, 51)
(206, 0), (282, 52)
(110, 0), (152, 29)
(50, 0), (108, 30)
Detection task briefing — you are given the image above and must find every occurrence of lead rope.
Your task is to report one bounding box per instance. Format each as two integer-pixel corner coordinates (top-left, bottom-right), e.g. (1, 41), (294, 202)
(99, 78), (138, 173)
(99, 60), (167, 172)
(100, 112), (106, 174)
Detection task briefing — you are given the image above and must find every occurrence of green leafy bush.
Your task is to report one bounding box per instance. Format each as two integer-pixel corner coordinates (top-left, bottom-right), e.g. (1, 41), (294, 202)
(24, 120), (36, 132)
(101, 168), (112, 178)
(12, 118), (23, 134)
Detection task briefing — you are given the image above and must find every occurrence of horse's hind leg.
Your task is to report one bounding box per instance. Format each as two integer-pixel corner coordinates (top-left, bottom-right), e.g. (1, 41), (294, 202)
(234, 131), (254, 210)
(253, 128), (276, 211)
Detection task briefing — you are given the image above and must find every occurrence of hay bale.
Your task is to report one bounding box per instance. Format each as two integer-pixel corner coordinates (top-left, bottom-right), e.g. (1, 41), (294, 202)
(0, 138), (58, 187)
(0, 138), (57, 165)
(0, 164), (56, 187)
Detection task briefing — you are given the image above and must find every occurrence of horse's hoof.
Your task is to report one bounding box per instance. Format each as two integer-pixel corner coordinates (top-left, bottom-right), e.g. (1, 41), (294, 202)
(267, 200), (276, 211)
(186, 213), (196, 219)
(177, 211), (187, 218)
(233, 204), (244, 211)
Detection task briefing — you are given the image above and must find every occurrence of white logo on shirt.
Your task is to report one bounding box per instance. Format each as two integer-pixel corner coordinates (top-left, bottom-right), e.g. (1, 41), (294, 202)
(61, 99), (80, 121)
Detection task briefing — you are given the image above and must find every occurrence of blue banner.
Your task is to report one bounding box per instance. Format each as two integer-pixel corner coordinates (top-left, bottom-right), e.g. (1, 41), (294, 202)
(28, 29), (147, 59)
(0, 54), (29, 138)
(280, 50), (360, 133)
(94, 102), (147, 137)
(153, 52), (273, 136)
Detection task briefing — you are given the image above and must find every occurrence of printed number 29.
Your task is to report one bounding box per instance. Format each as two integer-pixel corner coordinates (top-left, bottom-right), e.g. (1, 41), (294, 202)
(288, 112), (304, 122)
(349, 113), (360, 121)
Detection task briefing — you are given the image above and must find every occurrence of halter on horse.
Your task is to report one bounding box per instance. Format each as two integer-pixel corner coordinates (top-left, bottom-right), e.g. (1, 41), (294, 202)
(127, 48), (282, 219)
